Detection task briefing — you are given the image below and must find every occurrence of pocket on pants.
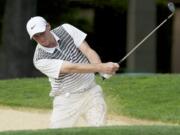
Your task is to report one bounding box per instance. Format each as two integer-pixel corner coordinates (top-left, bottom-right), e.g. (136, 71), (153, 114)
(88, 85), (107, 111)
(53, 95), (67, 108)
(85, 88), (107, 126)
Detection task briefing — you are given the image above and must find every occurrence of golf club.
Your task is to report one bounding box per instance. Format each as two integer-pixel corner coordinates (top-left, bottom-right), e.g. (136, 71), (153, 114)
(101, 2), (175, 79)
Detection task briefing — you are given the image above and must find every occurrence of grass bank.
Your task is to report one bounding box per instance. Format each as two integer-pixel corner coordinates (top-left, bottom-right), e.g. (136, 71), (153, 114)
(0, 126), (180, 135)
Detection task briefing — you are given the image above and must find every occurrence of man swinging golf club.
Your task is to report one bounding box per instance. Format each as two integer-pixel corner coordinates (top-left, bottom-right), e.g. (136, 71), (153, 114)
(26, 16), (119, 128)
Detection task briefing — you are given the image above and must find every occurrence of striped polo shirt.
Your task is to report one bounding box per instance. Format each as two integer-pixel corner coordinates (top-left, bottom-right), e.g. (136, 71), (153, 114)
(33, 24), (95, 97)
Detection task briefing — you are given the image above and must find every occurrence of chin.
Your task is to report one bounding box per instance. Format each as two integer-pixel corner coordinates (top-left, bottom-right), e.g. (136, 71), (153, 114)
(41, 43), (49, 47)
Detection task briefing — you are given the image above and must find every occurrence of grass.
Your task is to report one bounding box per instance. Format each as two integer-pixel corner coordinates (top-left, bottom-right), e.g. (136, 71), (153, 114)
(0, 78), (52, 109)
(96, 74), (180, 124)
(0, 74), (179, 124)
(0, 126), (180, 135)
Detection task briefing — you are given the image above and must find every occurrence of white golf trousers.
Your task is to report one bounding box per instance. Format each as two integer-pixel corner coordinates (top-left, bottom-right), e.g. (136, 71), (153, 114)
(50, 84), (107, 128)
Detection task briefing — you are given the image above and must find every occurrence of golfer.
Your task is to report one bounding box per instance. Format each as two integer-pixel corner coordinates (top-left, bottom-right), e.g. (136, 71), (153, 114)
(26, 16), (119, 128)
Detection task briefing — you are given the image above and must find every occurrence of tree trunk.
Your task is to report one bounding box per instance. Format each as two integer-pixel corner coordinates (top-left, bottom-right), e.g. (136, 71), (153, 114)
(126, 0), (156, 73)
(0, 0), (37, 79)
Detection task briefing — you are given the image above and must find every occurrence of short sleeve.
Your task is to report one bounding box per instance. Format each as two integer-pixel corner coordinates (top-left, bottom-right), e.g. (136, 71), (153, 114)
(34, 59), (63, 79)
(62, 23), (87, 48)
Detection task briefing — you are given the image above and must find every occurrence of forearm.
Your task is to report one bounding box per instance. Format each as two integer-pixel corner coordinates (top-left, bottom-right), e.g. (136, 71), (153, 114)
(86, 49), (102, 64)
(61, 61), (102, 73)
(79, 41), (102, 64)
(60, 61), (119, 75)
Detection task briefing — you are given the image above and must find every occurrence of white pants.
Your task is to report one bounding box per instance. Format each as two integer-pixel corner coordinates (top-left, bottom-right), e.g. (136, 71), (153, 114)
(50, 84), (107, 128)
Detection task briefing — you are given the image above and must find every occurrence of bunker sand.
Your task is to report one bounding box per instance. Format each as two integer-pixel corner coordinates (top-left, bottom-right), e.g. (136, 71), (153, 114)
(0, 107), (176, 131)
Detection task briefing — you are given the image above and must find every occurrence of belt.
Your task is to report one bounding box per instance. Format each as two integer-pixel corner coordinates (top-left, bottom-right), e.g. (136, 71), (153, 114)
(50, 82), (96, 97)
(70, 82), (96, 94)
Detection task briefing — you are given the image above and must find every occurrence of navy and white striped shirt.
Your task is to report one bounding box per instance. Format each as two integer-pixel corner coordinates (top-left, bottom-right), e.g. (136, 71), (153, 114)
(33, 24), (95, 97)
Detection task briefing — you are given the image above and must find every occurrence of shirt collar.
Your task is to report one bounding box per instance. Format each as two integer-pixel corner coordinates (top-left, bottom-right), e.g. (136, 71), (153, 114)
(37, 31), (60, 53)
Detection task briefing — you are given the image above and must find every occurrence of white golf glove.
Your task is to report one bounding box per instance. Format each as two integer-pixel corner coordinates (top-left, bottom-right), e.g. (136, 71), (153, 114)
(100, 73), (112, 79)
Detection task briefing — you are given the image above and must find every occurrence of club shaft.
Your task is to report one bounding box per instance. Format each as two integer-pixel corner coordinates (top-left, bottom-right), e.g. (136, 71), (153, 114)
(118, 12), (174, 65)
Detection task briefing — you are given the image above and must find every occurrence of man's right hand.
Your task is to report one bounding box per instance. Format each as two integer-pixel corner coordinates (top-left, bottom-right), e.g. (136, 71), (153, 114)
(99, 62), (119, 79)
(99, 62), (119, 74)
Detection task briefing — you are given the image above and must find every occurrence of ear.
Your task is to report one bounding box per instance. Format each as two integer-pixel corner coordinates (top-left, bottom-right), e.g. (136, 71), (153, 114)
(46, 23), (51, 30)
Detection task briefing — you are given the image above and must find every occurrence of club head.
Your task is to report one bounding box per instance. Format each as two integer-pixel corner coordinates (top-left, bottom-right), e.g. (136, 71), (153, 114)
(168, 2), (175, 13)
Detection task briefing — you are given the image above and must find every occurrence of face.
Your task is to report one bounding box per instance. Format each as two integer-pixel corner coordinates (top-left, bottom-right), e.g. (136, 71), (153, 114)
(32, 25), (54, 47)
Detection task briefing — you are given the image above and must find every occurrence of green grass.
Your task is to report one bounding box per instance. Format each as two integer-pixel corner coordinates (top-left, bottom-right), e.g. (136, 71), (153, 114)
(96, 74), (180, 124)
(0, 78), (52, 109)
(0, 74), (179, 124)
(0, 126), (180, 135)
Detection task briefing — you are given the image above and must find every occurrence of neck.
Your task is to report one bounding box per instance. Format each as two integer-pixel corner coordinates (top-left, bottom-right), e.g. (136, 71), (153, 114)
(47, 34), (58, 48)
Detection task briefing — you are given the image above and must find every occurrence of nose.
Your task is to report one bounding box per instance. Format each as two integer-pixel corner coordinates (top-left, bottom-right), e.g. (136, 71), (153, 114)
(38, 35), (46, 43)
(33, 32), (47, 43)
(34, 35), (47, 44)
